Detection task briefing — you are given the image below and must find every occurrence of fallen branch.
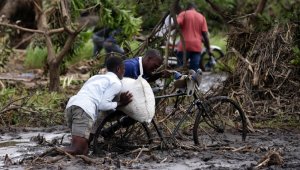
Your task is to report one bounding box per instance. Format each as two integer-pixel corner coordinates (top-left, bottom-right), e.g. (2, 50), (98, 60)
(0, 95), (32, 114)
(232, 146), (252, 152)
(160, 157), (168, 163)
(126, 147), (149, 166)
(46, 155), (64, 164)
(255, 150), (283, 169)
(0, 22), (64, 35)
(54, 147), (75, 159)
(76, 155), (97, 164)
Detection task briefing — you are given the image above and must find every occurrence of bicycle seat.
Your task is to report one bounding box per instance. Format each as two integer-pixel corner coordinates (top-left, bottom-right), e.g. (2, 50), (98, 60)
(173, 69), (202, 96)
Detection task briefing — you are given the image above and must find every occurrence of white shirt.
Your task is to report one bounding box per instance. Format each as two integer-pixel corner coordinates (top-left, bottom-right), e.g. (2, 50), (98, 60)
(66, 72), (122, 121)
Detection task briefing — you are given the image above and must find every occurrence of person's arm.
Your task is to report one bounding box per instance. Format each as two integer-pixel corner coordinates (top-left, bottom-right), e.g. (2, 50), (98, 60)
(176, 12), (184, 26)
(147, 70), (173, 82)
(98, 82), (122, 111)
(202, 32), (212, 56)
(147, 72), (163, 82)
(201, 17), (212, 56)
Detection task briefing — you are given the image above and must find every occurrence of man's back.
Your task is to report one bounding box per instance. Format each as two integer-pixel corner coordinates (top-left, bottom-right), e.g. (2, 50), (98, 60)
(177, 9), (208, 52)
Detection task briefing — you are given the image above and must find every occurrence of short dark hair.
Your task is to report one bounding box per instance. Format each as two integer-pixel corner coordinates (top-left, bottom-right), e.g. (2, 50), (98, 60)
(144, 49), (163, 61)
(106, 56), (124, 72)
(186, 2), (197, 10)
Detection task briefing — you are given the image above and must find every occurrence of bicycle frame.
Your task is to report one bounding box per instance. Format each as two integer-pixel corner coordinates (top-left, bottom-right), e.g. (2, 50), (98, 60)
(154, 91), (206, 141)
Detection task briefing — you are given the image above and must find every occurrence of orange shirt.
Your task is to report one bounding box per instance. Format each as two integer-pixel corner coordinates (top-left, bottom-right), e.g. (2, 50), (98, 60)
(177, 9), (208, 52)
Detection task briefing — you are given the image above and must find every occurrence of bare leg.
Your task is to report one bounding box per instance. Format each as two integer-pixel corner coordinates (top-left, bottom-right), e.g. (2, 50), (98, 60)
(62, 135), (89, 155)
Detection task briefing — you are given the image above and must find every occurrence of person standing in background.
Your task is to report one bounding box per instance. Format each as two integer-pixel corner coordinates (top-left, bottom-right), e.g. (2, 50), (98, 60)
(176, 2), (212, 71)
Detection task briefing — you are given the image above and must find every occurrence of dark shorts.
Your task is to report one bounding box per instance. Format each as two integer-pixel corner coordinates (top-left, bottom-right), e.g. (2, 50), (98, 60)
(65, 105), (94, 139)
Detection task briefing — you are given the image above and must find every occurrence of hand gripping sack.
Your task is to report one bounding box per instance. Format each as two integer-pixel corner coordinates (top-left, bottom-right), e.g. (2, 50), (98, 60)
(117, 57), (155, 123)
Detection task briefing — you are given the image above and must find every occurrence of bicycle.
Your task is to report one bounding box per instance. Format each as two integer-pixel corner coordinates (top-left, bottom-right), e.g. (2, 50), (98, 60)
(154, 78), (248, 147)
(92, 71), (248, 153)
(92, 110), (153, 153)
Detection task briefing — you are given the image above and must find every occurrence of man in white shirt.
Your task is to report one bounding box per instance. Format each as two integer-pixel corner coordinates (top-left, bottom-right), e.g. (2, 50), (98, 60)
(63, 56), (132, 155)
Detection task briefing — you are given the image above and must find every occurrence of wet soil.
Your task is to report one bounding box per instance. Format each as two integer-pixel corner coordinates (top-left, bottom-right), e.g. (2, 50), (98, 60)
(1, 52), (299, 169)
(0, 126), (299, 170)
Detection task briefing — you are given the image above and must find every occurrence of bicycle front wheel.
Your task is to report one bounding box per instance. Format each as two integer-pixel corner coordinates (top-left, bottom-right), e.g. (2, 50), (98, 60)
(93, 112), (152, 154)
(193, 96), (247, 146)
(200, 48), (225, 71)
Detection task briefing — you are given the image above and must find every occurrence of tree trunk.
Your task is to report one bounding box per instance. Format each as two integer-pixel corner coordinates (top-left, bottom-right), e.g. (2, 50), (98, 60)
(48, 61), (60, 92)
(170, 0), (187, 68)
(255, 0), (268, 15)
(250, 0), (268, 25)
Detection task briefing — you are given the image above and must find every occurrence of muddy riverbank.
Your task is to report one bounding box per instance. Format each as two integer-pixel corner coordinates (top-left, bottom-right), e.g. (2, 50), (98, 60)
(1, 126), (299, 169)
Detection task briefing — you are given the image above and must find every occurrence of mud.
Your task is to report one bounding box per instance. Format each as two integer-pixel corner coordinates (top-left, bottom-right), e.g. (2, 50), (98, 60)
(0, 126), (299, 170)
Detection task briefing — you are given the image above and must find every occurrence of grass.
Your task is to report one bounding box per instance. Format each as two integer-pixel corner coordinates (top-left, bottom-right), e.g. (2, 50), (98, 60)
(0, 87), (67, 126)
(254, 114), (300, 129)
(209, 33), (227, 52)
(66, 39), (94, 65)
(24, 46), (47, 69)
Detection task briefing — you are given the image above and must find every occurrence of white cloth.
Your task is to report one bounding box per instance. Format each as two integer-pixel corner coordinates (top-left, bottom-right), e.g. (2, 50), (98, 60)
(66, 72), (122, 121)
(156, 15), (174, 37)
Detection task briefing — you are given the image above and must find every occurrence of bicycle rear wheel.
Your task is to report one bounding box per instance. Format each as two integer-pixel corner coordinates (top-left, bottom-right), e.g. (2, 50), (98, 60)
(93, 112), (152, 154)
(193, 96), (247, 146)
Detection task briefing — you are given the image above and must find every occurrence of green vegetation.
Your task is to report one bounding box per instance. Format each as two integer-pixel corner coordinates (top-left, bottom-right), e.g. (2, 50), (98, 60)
(291, 46), (300, 65)
(209, 33), (227, 52)
(255, 114), (300, 129)
(24, 46), (47, 69)
(0, 88), (67, 127)
(66, 40), (94, 65)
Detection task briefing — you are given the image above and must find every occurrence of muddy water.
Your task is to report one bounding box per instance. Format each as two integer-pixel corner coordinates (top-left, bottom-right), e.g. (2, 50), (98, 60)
(199, 72), (228, 93)
(1, 127), (300, 169)
(0, 126), (70, 168)
(128, 129), (300, 170)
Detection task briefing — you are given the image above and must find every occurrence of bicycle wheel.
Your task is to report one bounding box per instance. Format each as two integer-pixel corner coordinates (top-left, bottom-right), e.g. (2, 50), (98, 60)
(200, 48), (225, 71)
(193, 96), (247, 146)
(93, 112), (152, 153)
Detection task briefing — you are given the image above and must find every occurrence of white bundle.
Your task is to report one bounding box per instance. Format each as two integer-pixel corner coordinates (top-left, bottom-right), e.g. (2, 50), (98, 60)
(117, 57), (155, 123)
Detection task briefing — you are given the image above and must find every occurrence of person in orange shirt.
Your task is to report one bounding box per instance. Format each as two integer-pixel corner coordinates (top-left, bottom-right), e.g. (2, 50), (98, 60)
(176, 2), (212, 71)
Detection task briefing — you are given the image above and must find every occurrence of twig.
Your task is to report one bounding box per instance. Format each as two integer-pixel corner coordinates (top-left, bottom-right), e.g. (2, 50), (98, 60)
(0, 22), (64, 35)
(127, 147), (148, 165)
(38, 148), (56, 158)
(230, 48), (255, 73)
(33, 0), (43, 14)
(55, 147), (75, 159)
(13, 34), (35, 49)
(60, 134), (66, 145)
(0, 95), (31, 114)
(276, 69), (291, 90)
(232, 146), (251, 152)
(76, 155), (97, 164)
(129, 147), (150, 154)
(228, 13), (255, 23)
(160, 157), (168, 163)
(46, 155), (64, 163)
(255, 158), (270, 169)
(0, 105), (21, 114)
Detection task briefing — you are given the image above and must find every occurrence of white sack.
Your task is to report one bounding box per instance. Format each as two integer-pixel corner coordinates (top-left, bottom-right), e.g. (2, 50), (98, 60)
(117, 77), (155, 123)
